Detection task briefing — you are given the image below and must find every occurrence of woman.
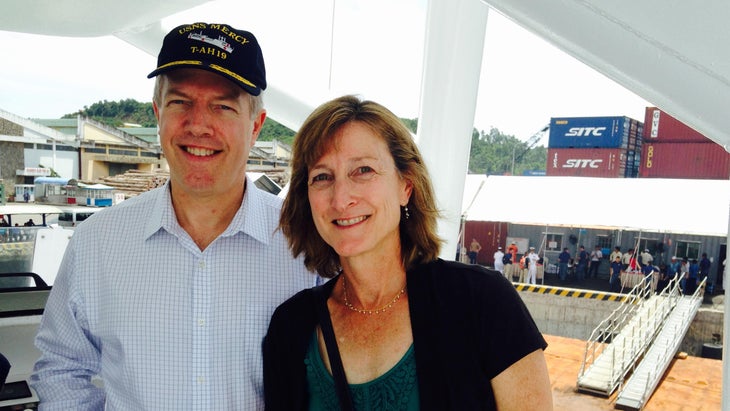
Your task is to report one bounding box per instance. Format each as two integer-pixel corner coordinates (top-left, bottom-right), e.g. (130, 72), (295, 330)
(264, 95), (552, 410)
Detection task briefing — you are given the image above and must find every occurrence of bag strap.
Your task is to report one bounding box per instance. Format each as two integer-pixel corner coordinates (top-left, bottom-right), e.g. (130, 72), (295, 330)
(314, 281), (355, 411)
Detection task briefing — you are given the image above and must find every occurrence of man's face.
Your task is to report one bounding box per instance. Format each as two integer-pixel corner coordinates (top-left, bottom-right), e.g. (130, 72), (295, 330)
(153, 69), (265, 200)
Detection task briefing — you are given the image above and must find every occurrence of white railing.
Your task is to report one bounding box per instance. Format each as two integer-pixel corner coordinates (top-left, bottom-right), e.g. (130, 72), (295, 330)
(576, 273), (681, 396)
(577, 275), (653, 394)
(614, 276), (706, 410)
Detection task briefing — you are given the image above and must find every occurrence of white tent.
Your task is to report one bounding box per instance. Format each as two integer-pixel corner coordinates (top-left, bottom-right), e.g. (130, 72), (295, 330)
(462, 175), (730, 237)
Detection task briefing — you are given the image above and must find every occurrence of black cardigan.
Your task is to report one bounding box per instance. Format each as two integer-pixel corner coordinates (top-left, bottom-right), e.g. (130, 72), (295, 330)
(263, 259), (547, 410)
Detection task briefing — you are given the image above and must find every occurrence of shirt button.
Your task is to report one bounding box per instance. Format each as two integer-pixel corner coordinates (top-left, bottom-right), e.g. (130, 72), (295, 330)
(198, 261), (205, 269)
(198, 319), (205, 326)
(197, 376), (205, 384)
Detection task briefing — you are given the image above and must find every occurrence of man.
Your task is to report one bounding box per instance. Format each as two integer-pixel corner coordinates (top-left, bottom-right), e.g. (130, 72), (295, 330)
(493, 246), (505, 276)
(699, 253), (711, 283)
(668, 256), (681, 279)
(507, 241), (519, 267)
(558, 247), (570, 282)
(588, 245), (603, 278)
(502, 249), (514, 280)
(468, 238), (482, 264)
(609, 254), (622, 293)
(622, 248), (634, 271)
(685, 259), (700, 295)
(640, 248), (654, 267)
(576, 245), (589, 282)
(31, 23), (315, 410)
(609, 246), (622, 265)
(526, 246), (540, 285)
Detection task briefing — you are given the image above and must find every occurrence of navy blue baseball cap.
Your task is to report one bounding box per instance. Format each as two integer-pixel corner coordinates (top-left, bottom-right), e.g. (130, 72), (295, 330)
(148, 22), (266, 96)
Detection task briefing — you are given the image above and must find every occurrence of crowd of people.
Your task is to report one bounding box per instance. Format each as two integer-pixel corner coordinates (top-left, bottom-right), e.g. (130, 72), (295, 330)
(485, 241), (716, 296)
(488, 242), (545, 285)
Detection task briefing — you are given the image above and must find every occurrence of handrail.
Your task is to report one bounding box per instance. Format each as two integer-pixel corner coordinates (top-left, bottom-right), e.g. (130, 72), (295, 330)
(615, 275), (681, 389)
(619, 276), (706, 408)
(577, 272), (683, 396)
(577, 275), (653, 392)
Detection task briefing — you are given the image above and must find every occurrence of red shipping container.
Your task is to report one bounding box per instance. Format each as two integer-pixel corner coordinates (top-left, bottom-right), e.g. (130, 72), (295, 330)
(463, 220), (509, 266)
(643, 107), (712, 143)
(639, 142), (730, 179)
(546, 148), (627, 178)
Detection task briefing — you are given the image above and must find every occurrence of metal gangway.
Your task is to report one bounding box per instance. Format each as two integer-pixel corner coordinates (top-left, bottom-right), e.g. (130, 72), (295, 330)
(614, 277), (706, 410)
(576, 275), (674, 396)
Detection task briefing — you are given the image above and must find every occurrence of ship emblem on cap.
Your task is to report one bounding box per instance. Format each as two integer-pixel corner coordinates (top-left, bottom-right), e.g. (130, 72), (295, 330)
(188, 32), (234, 53)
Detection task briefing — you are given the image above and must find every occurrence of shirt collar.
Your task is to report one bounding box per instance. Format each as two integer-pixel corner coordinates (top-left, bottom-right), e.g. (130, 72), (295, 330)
(143, 176), (275, 246)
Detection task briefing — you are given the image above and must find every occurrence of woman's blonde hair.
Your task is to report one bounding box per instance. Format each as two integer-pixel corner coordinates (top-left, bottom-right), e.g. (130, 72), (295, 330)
(280, 95), (442, 277)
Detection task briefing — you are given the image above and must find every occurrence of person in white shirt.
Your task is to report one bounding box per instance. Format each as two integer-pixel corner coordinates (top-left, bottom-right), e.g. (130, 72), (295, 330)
(493, 246), (505, 276)
(640, 248), (654, 267)
(588, 245), (603, 278)
(31, 23), (316, 410)
(609, 246), (622, 265)
(526, 247), (540, 284)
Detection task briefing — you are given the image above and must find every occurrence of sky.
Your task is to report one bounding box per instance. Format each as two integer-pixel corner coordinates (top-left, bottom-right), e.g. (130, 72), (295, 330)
(0, 0), (652, 145)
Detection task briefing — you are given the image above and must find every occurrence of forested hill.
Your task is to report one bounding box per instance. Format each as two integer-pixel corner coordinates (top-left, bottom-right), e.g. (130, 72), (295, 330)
(64, 99), (546, 175)
(62, 98), (297, 144)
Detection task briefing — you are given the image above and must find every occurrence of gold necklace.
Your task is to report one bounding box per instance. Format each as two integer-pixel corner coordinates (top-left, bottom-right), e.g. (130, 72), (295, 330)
(341, 276), (406, 315)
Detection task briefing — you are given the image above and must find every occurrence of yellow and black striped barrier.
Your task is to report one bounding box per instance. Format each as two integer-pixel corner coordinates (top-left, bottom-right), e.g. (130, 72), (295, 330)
(513, 282), (631, 303)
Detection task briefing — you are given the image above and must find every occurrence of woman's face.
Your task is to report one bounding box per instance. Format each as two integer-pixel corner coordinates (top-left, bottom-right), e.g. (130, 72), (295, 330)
(307, 121), (411, 261)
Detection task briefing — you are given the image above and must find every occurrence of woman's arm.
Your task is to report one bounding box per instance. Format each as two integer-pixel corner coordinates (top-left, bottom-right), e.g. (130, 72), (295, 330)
(491, 349), (553, 411)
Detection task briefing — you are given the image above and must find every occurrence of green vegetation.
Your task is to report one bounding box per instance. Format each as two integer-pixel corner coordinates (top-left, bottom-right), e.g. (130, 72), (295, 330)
(468, 127), (547, 175)
(65, 99), (546, 174)
(64, 99), (157, 127)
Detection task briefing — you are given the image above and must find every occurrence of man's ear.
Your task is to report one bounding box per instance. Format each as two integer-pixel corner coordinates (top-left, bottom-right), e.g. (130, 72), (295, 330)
(250, 109), (267, 148)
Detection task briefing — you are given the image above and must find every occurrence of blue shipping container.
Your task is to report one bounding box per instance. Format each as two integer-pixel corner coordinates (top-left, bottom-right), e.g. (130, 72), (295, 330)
(548, 116), (642, 148)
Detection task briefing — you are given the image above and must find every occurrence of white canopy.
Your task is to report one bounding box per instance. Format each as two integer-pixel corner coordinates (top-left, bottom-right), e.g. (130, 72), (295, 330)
(462, 175), (730, 237)
(0, 204), (63, 216)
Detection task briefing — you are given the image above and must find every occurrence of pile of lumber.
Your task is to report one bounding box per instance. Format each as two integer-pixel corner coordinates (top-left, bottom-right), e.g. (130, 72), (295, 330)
(95, 169), (170, 199)
(92, 167), (291, 199)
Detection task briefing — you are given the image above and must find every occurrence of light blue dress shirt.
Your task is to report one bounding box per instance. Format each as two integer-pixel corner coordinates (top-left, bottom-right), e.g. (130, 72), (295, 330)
(31, 179), (317, 410)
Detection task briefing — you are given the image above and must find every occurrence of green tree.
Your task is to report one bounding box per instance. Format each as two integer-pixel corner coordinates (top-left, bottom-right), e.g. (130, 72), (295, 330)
(468, 127), (546, 175)
(64, 99), (157, 127)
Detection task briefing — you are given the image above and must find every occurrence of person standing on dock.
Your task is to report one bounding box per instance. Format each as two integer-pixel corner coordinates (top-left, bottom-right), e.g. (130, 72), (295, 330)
(493, 246), (505, 276)
(526, 246), (540, 284)
(468, 238), (482, 265)
(558, 247), (570, 282)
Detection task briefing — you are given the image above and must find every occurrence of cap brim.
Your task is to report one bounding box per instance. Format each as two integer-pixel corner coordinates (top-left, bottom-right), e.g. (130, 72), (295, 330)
(147, 60), (262, 96)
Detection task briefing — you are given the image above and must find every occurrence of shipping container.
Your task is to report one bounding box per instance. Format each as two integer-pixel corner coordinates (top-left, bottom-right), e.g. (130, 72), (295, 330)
(462, 220), (509, 266)
(548, 116), (643, 149)
(643, 107), (712, 143)
(639, 142), (730, 179)
(546, 148), (632, 178)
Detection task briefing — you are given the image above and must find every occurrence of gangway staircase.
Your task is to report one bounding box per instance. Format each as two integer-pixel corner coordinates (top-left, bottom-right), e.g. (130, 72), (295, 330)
(614, 277), (706, 410)
(576, 275), (666, 396)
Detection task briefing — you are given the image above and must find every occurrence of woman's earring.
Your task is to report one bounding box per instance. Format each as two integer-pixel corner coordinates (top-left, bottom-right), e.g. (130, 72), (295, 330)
(404, 205), (410, 220)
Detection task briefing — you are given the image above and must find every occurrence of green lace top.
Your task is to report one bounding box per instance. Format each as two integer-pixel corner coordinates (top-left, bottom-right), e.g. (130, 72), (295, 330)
(304, 332), (420, 411)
